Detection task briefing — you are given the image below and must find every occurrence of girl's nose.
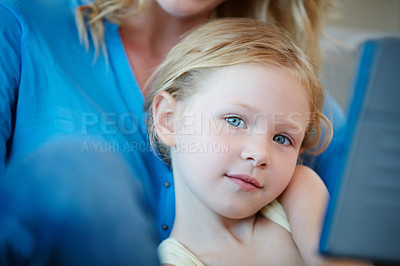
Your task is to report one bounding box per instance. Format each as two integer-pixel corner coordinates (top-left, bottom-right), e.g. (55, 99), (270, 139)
(240, 139), (270, 168)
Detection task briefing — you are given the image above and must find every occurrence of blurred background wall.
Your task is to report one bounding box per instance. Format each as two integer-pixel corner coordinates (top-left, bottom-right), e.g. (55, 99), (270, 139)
(327, 0), (400, 33)
(320, 0), (400, 111)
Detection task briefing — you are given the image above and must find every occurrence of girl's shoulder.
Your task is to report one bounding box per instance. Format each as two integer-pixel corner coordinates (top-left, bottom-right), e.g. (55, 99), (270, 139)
(259, 199), (291, 233)
(249, 200), (304, 264)
(252, 212), (306, 265)
(158, 238), (205, 266)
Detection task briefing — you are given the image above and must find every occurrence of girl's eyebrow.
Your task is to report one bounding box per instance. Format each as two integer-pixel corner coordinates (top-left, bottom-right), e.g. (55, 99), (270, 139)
(219, 103), (308, 134)
(220, 103), (308, 130)
(223, 102), (256, 111)
(274, 121), (305, 134)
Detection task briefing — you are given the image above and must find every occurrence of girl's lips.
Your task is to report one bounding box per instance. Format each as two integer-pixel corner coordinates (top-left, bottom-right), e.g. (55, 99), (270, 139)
(225, 174), (262, 191)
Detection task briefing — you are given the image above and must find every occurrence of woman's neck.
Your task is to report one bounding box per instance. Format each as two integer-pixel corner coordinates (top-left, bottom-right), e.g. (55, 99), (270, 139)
(118, 1), (209, 93)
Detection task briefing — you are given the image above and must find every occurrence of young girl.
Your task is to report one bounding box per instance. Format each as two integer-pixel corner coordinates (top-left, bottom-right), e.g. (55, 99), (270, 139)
(144, 18), (365, 265)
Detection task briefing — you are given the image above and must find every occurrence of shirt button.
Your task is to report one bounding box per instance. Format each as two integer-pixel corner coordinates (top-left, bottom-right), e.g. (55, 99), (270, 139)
(164, 182), (170, 187)
(162, 224), (168, 230)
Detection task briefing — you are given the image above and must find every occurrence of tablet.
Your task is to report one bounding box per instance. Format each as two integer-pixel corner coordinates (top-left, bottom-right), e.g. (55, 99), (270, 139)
(319, 37), (400, 264)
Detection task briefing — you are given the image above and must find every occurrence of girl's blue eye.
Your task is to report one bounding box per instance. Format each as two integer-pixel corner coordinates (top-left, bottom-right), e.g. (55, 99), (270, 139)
(273, 134), (292, 145)
(225, 117), (246, 128)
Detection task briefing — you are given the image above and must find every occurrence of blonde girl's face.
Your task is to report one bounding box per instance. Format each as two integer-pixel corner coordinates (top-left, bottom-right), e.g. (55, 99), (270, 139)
(156, 0), (226, 18)
(169, 63), (311, 219)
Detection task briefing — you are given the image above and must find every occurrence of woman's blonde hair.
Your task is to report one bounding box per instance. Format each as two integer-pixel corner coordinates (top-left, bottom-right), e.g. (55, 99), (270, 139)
(143, 18), (332, 165)
(75, 0), (333, 70)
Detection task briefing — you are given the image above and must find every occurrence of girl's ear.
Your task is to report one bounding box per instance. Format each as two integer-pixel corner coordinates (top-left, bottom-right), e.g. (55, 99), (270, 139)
(152, 91), (177, 147)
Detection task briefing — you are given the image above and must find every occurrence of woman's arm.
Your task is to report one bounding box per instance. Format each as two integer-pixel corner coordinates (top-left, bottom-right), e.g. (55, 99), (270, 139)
(0, 4), (21, 176)
(279, 165), (372, 266)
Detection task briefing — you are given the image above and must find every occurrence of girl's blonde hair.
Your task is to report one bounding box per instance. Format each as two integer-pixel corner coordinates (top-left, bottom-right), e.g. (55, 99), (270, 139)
(143, 18), (332, 164)
(75, 0), (333, 71)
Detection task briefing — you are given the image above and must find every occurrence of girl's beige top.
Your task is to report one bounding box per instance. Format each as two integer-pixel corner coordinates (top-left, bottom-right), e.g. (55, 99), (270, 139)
(157, 199), (291, 265)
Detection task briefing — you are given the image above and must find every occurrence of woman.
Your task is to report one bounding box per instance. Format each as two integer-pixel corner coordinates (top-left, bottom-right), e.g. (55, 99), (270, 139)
(0, 0), (343, 264)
